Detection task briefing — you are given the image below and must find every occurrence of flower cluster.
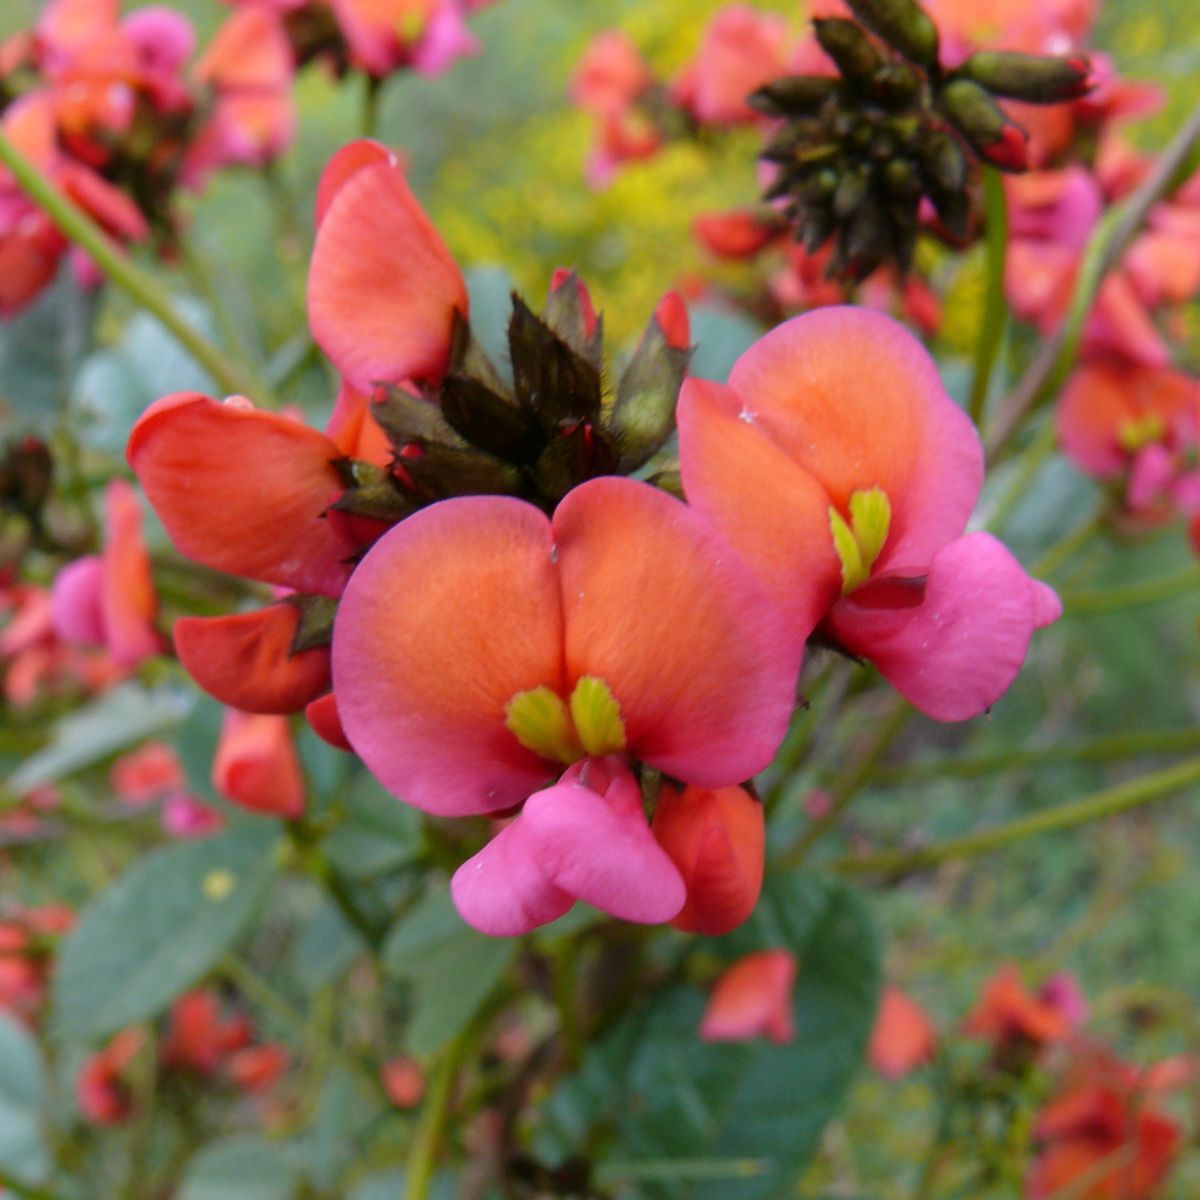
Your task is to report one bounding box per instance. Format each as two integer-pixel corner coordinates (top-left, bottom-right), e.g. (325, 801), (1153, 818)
(863, 965), (1189, 1199)
(0, 0), (501, 318)
(126, 138), (1058, 939)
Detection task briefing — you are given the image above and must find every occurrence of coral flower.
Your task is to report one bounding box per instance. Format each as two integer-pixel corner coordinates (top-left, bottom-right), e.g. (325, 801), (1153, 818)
(212, 709), (306, 819)
(51, 479), (163, 668)
(671, 6), (791, 126)
(127, 391), (379, 714)
(332, 476), (801, 934)
(160, 990), (253, 1075)
(963, 964), (1079, 1050)
(307, 139), (467, 391)
(76, 1029), (144, 1125)
(1029, 1059), (1184, 1200)
(110, 740), (185, 806)
(187, 6), (296, 182)
(868, 985), (937, 1080)
(678, 307), (1060, 721)
(1057, 361), (1200, 518)
(652, 783), (764, 936)
(698, 949), (797, 1044)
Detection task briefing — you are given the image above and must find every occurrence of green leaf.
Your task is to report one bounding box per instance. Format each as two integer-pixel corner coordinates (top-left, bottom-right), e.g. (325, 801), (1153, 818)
(324, 769), (421, 882)
(687, 303), (764, 384)
(0, 1015), (49, 1186)
(540, 874), (881, 1200)
(73, 302), (217, 456)
(298, 1069), (385, 1192)
(52, 825), (279, 1042)
(350, 1170), (459, 1200)
(177, 1136), (299, 1200)
(0, 271), (97, 433)
(8, 684), (192, 794)
(382, 885), (514, 1055)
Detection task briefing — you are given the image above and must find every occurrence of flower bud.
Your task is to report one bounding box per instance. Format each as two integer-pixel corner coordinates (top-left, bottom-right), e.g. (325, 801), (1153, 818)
(957, 51), (1093, 104)
(546, 269), (602, 362)
(868, 986), (937, 1079)
(698, 950), (796, 1044)
(212, 710), (305, 819)
(748, 74), (839, 118)
(610, 292), (691, 472)
(846, 0), (939, 69)
(814, 19), (884, 86)
(652, 783), (764, 935)
(940, 78), (1029, 171)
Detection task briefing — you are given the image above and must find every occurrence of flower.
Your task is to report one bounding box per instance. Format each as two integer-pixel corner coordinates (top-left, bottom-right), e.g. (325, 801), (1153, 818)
(76, 1029), (144, 1125)
(50, 479), (163, 668)
(868, 985), (937, 1079)
(698, 949), (797, 1044)
(160, 990), (253, 1076)
(1029, 1054), (1185, 1199)
(963, 963), (1079, 1051)
(651, 783), (764, 936)
(212, 709), (306, 819)
(307, 139), (467, 391)
(677, 307), (1060, 720)
(110, 740), (185, 807)
(332, 475), (801, 934)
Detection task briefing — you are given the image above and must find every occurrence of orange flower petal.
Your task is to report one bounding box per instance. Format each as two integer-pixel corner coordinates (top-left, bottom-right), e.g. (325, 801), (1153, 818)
(127, 392), (356, 597)
(212, 710), (305, 819)
(332, 496), (565, 816)
(307, 153), (466, 390)
(554, 476), (800, 787)
(174, 605), (331, 714)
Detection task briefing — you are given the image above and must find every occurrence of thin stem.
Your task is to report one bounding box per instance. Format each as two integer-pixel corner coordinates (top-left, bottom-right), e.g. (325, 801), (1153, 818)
(363, 75), (383, 139)
(984, 98), (1200, 460)
(0, 1170), (68, 1200)
(405, 1028), (471, 1200)
(1030, 507), (1103, 578)
(968, 166), (1008, 428)
(985, 418), (1057, 532)
(870, 727), (1200, 786)
(779, 698), (911, 866)
(0, 130), (268, 403)
(1062, 564), (1200, 615)
(835, 755), (1200, 877)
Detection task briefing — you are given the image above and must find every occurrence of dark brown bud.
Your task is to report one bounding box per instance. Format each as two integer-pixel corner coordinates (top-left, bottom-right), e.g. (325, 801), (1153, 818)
(749, 74), (840, 117)
(814, 19), (884, 84)
(845, 0), (940, 68)
(956, 51), (1093, 103)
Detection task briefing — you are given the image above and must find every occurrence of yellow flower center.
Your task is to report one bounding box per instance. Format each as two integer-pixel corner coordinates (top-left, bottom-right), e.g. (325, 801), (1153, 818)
(829, 487), (892, 596)
(504, 675), (627, 765)
(1117, 413), (1166, 454)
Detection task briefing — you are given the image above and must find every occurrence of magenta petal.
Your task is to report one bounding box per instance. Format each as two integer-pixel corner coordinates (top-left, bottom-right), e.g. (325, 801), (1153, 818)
(451, 820), (574, 937)
(518, 768), (686, 925)
(827, 533), (1058, 721)
(51, 556), (105, 646)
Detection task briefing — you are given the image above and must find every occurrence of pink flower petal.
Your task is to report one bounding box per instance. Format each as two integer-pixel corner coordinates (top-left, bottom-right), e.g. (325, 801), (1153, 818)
(451, 819), (574, 937)
(51, 556), (105, 646)
(827, 532), (1059, 721)
(332, 496), (564, 817)
(517, 762), (685, 924)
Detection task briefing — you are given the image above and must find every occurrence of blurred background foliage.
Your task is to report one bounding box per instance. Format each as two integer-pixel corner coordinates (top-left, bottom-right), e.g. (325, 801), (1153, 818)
(2, 0), (1200, 1196)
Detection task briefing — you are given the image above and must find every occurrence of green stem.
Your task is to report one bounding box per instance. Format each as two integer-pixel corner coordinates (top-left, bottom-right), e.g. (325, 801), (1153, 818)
(984, 98), (1200, 460)
(779, 698), (911, 866)
(985, 418), (1057, 532)
(0, 1170), (68, 1200)
(363, 75), (383, 139)
(1030, 508), (1103, 578)
(835, 755), (1200, 877)
(405, 1029), (471, 1200)
(968, 166), (1008, 428)
(871, 728), (1200, 786)
(0, 129), (267, 402)
(1062, 564), (1200, 614)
